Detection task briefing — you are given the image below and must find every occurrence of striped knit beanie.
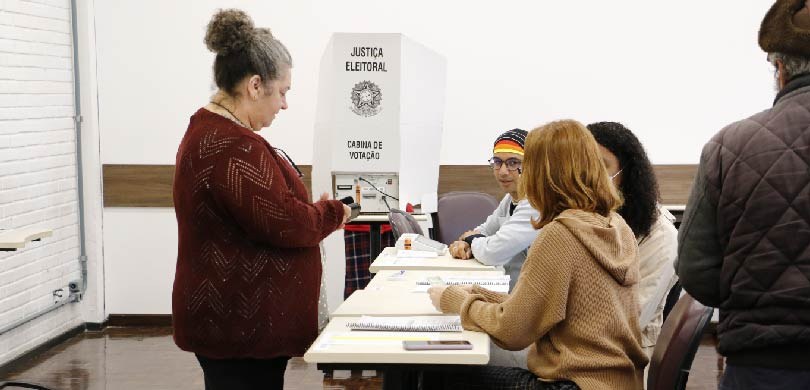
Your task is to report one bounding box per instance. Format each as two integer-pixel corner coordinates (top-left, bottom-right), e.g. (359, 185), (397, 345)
(493, 128), (528, 156)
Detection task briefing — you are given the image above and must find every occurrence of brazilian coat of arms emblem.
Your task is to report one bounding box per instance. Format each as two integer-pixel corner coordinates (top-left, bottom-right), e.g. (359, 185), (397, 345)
(350, 80), (382, 117)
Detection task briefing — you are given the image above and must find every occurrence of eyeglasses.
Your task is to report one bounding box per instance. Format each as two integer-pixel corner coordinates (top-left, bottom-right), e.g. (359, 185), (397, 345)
(610, 168), (623, 181)
(488, 157), (522, 171)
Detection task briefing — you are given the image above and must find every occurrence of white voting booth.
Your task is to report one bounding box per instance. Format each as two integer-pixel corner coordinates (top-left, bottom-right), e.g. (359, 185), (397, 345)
(312, 33), (447, 310)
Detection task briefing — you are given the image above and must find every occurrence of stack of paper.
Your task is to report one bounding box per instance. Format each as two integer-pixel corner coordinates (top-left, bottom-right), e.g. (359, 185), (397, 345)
(412, 275), (511, 293)
(346, 316), (462, 332)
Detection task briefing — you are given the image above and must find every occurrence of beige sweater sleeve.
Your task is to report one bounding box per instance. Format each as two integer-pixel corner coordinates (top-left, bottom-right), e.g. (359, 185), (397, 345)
(441, 222), (574, 351)
(471, 285), (509, 303)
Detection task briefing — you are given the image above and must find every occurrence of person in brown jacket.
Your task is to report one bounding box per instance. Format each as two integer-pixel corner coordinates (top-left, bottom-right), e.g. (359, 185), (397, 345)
(427, 120), (648, 390)
(172, 9), (350, 390)
(677, 1), (810, 388)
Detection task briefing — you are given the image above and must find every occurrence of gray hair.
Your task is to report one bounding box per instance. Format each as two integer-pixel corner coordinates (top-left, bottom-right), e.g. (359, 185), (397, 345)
(767, 52), (810, 80)
(251, 28), (292, 78)
(205, 9), (292, 95)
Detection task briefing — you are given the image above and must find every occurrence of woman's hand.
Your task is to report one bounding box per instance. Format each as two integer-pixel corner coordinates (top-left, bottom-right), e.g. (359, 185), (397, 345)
(428, 285), (473, 312)
(428, 286), (447, 311)
(320, 192), (351, 230)
(449, 241), (472, 259)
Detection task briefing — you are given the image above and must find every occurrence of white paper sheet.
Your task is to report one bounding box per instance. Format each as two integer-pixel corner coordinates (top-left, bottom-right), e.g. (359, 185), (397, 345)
(412, 284), (509, 293)
(396, 250), (439, 259)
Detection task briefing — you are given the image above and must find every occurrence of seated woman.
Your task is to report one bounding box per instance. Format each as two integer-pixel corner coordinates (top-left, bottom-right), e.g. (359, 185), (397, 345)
(587, 121), (679, 358)
(427, 120), (648, 390)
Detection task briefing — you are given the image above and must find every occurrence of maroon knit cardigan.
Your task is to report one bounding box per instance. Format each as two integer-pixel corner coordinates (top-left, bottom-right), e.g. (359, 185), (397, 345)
(172, 108), (343, 358)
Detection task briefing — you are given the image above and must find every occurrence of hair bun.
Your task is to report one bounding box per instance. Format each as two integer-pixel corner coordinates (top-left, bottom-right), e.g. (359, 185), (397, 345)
(204, 9), (255, 56)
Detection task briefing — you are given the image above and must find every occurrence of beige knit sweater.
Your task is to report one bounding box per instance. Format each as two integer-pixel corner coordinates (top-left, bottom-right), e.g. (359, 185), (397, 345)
(441, 209), (649, 390)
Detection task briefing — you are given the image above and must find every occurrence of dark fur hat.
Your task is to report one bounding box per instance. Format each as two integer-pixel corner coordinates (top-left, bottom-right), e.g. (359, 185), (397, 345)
(760, 0), (810, 56)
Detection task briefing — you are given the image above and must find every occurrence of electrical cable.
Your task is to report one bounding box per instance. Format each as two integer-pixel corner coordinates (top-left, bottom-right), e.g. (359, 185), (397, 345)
(358, 177), (399, 200)
(381, 196), (392, 212)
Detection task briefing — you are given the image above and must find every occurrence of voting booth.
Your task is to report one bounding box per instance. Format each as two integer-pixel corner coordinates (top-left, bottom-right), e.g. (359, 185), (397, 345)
(312, 33), (447, 214)
(312, 33), (447, 308)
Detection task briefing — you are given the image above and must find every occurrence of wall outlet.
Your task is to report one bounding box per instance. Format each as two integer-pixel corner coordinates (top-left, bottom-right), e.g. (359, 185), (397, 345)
(52, 288), (67, 305)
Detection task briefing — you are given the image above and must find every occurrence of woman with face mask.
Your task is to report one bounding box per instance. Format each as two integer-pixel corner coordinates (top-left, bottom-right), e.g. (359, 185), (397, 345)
(587, 121), (678, 359)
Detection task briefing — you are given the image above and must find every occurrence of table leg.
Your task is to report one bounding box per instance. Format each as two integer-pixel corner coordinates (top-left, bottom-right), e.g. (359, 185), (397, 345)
(369, 223), (382, 260)
(382, 369), (419, 390)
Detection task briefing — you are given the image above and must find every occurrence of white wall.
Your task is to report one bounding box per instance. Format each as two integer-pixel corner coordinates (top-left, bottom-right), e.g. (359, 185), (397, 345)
(95, 1), (778, 314)
(95, 0), (776, 166)
(0, 0), (85, 366)
(74, 0), (106, 326)
(103, 208), (176, 314)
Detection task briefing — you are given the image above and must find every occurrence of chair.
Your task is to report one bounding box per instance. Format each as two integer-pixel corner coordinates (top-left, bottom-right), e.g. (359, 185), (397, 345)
(435, 192), (500, 245)
(663, 281), (683, 321)
(647, 293), (714, 390)
(388, 209), (424, 240)
(0, 381), (55, 390)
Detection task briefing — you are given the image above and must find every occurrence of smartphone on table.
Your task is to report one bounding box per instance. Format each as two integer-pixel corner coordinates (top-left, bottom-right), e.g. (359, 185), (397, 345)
(402, 340), (473, 350)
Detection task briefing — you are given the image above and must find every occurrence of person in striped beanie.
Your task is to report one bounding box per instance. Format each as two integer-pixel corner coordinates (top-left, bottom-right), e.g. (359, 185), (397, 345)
(492, 128), (528, 160)
(449, 128), (540, 293)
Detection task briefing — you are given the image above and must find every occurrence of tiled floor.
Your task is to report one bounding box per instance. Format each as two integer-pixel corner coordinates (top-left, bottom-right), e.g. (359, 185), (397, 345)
(0, 327), (722, 389)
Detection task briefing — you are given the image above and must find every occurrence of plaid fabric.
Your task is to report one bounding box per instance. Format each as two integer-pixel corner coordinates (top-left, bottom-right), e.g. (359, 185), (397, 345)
(343, 228), (395, 298)
(422, 366), (580, 390)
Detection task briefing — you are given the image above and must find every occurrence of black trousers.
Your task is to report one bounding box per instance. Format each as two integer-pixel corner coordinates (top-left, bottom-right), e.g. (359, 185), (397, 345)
(421, 366), (580, 390)
(195, 354), (290, 390)
(720, 364), (810, 390)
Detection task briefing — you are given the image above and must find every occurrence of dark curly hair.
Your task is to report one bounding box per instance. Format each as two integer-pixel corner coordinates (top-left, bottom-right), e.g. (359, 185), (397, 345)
(587, 122), (660, 239)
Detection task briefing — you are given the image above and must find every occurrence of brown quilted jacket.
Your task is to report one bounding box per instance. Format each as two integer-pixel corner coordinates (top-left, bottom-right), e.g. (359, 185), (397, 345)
(677, 75), (810, 369)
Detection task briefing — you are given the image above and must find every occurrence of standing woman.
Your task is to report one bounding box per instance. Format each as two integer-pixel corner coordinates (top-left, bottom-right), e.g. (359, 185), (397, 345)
(587, 122), (678, 359)
(427, 120), (648, 389)
(172, 9), (350, 389)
